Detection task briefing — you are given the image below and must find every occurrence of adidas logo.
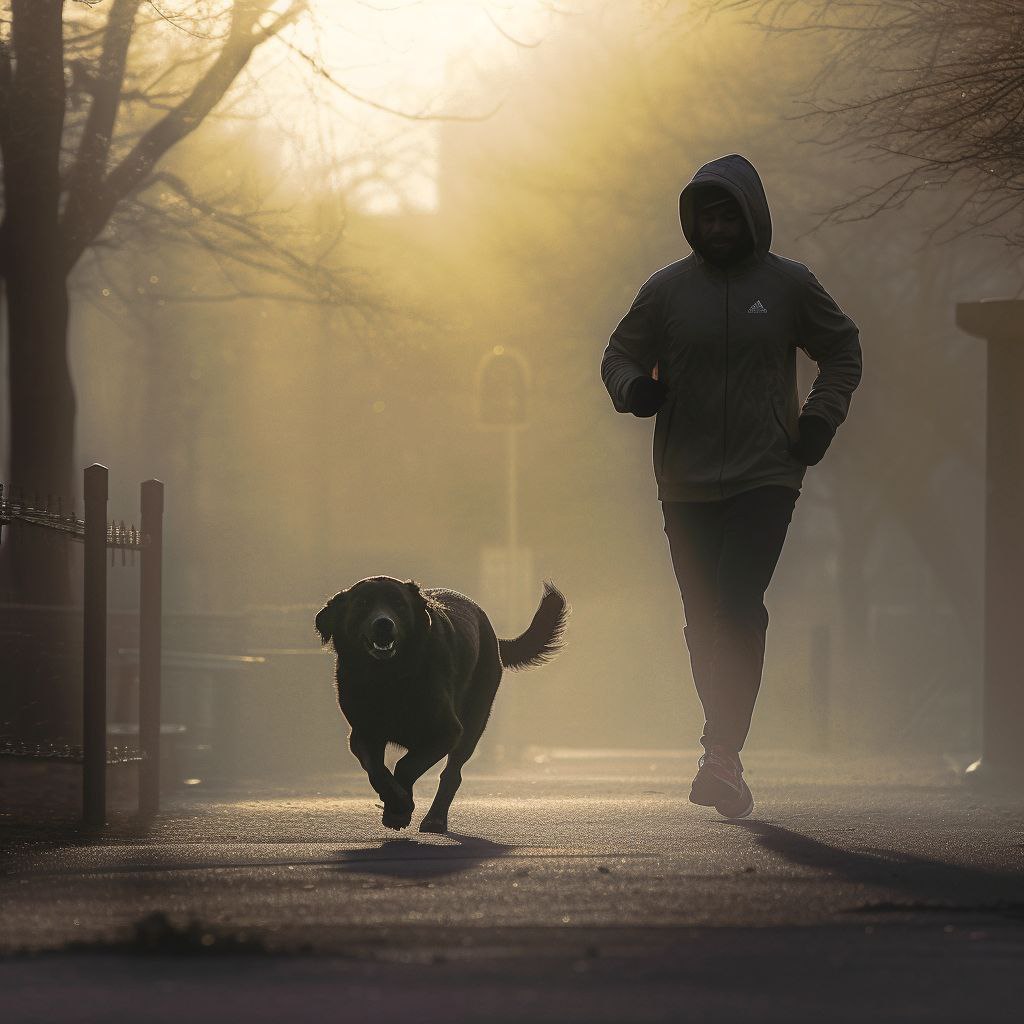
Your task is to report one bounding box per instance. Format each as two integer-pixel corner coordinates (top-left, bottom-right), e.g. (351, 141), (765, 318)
(747, 300), (768, 314)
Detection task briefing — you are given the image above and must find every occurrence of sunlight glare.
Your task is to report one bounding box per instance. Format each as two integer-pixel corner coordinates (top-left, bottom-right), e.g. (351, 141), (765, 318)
(280, 0), (560, 212)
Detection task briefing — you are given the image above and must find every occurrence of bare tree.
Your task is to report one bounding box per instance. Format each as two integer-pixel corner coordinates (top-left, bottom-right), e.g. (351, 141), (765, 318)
(0, 0), (324, 600)
(697, 0), (1024, 243)
(0, 0), (554, 602)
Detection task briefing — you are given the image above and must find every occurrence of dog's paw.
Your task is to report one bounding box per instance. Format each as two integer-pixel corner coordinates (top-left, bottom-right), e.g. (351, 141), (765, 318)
(419, 814), (448, 834)
(382, 807), (413, 830)
(387, 784), (414, 814)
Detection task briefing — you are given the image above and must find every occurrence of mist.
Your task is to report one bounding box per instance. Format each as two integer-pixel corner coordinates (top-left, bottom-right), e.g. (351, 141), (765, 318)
(2, 0), (1013, 779)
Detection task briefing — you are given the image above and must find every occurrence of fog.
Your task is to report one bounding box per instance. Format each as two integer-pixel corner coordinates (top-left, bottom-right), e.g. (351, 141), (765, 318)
(5, 0), (1016, 783)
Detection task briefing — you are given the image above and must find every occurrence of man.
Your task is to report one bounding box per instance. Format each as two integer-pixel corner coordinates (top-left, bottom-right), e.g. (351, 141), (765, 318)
(601, 154), (861, 818)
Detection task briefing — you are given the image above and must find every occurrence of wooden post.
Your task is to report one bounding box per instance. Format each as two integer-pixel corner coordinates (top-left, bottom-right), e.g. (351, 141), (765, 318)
(139, 479), (164, 816)
(83, 464), (108, 829)
(956, 300), (1024, 787)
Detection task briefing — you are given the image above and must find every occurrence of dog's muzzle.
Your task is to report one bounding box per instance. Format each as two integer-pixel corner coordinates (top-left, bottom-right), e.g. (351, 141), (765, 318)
(365, 616), (398, 660)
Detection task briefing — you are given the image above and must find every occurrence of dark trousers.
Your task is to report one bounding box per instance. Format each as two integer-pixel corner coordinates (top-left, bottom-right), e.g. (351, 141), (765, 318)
(662, 485), (799, 753)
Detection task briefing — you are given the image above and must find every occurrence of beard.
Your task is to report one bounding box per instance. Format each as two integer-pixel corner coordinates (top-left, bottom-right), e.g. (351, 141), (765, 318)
(699, 231), (755, 267)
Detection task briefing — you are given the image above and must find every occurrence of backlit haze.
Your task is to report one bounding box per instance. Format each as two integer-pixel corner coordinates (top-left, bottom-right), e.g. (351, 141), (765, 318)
(28, 0), (1014, 776)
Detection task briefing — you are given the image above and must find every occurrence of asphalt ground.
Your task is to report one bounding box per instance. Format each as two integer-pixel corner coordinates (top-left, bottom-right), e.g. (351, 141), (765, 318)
(2, 749), (1023, 1022)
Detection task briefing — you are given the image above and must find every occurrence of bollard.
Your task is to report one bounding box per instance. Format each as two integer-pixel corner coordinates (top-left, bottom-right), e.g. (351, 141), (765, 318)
(139, 479), (164, 816)
(83, 464), (108, 829)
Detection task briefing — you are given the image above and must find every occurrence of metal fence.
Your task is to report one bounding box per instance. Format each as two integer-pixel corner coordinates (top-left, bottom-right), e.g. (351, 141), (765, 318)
(0, 463), (163, 828)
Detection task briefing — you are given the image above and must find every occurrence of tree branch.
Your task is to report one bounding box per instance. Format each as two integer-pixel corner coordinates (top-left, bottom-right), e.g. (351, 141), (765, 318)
(63, 0), (144, 238)
(279, 37), (506, 123)
(697, 0), (1024, 243)
(113, 169), (370, 309)
(60, 0), (307, 271)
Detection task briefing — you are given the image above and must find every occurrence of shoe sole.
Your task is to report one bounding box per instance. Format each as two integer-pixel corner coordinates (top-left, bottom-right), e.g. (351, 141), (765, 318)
(715, 781), (754, 819)
(689, 773), (735, 808)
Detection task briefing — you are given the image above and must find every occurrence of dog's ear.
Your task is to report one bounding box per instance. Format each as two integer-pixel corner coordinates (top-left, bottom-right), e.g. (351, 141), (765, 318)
(315, 591), (347, 646)
(405, 580), (432, 630)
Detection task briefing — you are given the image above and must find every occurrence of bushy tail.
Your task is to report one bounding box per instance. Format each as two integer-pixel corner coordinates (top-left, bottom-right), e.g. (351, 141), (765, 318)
(498, 581), (569, 671)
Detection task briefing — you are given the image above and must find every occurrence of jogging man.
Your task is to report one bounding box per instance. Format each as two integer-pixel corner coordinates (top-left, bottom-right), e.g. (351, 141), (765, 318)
(601, 154), (862, 818)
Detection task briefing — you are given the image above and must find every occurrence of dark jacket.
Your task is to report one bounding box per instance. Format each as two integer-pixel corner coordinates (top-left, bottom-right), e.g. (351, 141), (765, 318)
(601, 154), (862, 501)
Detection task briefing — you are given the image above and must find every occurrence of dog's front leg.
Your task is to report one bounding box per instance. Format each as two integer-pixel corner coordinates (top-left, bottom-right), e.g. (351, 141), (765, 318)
(350, 732), (414, 830)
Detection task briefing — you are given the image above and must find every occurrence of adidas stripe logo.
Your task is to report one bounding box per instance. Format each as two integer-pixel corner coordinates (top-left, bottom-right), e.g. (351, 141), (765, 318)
(747, 300), (768, 314)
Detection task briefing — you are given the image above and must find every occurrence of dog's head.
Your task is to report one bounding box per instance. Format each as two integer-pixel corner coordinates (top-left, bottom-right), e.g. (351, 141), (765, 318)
(315, 576), (432, 662)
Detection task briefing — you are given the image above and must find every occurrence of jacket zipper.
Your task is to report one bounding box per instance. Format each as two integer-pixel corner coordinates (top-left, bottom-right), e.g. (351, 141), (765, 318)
(718, 274), (729, 498)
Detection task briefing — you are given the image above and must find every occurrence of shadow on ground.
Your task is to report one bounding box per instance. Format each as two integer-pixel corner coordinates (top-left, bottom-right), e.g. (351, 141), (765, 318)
(331, 831), (514, 879)
(729, 819), (1024, 918)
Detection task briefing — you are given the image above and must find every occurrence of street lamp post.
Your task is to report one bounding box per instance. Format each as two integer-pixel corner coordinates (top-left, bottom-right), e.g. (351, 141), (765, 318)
(956, 299), (1024, 788)
(476, 346), (530, 759)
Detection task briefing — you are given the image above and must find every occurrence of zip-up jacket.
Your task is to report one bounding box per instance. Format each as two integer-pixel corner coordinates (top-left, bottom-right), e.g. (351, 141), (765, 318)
(601, 154), (862, 501)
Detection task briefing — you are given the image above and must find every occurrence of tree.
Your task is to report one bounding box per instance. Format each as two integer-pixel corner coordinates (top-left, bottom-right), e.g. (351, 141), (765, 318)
(698, 1), (1024, 246)
(0, 0), (321, 601)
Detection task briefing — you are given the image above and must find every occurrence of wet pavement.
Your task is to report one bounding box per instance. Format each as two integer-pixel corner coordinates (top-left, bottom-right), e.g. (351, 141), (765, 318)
(2, 749), (1023, 1022)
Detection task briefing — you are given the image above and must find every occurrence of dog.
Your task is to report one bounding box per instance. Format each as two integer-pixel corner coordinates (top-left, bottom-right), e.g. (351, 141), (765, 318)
(315, 576), (568, 833)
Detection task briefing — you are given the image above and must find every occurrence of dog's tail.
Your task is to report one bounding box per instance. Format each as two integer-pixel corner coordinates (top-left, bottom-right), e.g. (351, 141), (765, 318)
(498, 580), (569, 671)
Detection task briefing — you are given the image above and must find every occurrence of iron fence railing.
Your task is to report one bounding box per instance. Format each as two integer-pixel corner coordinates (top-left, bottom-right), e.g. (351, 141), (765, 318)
(0, 488), (144, 555)
(0, 463), (163, 828)
(0, 738), (145, 765)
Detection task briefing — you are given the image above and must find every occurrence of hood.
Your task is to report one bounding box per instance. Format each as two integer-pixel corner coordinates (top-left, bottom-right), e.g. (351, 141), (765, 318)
(680, 154), (772, 261)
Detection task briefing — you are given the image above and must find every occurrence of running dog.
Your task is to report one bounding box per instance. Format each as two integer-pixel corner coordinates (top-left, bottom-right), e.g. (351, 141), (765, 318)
(315, 576), (568, 833)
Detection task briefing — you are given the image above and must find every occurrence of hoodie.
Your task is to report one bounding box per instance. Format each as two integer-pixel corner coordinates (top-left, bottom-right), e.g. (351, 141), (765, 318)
(601, 154), (862, 501)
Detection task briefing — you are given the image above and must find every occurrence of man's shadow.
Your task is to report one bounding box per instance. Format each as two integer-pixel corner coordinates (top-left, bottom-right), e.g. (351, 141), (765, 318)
(725, 819), (1024, 916)
(331, 830), (514, 880)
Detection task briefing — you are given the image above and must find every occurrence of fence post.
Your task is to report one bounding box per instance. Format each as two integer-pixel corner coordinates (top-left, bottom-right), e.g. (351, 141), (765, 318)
(139, 479), (164, 815)
(83, 464), (108, 829)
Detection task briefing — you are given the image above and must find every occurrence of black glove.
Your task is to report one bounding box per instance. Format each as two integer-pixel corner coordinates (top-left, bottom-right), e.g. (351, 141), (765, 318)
(627, 376), (668, 418)
(789, 413), (835, 466)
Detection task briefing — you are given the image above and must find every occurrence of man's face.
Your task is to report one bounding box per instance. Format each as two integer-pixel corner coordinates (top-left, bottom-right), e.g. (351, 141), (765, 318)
(695, 196), (749, 265)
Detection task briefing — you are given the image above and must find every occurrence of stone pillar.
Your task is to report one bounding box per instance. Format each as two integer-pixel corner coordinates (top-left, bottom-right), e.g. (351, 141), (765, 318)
(956, 299), (1024, 787)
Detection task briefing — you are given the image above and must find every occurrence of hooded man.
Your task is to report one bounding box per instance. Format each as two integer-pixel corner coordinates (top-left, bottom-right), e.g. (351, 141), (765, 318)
(601, 154), (862, 818)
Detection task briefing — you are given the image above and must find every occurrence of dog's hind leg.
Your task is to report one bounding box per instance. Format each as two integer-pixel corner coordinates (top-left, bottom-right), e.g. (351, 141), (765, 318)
(350, 731), (414, 830)
(419, 758), (464, 834)
(421, 654), (503, 834)
(419, 718), (490, 834)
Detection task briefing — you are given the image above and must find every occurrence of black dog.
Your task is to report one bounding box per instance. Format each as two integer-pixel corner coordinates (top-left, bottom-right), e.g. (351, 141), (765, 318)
(315, 576), (568, 833)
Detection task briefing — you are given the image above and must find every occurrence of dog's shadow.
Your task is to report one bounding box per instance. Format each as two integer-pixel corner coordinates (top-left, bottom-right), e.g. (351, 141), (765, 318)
(331, 831), (514, 880)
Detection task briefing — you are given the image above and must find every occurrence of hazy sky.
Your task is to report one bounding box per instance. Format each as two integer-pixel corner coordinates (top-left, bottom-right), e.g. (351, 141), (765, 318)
(252, 0), (568, 211)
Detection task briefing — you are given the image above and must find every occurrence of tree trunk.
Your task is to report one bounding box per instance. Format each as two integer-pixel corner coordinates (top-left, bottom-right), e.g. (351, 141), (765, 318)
(0, 0), (74, 604)
(2, 265), (75, 604)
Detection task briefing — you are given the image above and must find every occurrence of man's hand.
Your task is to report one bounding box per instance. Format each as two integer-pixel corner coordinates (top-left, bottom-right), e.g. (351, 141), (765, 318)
(790, 413), (835, 466)
(627, 376), (668, 418)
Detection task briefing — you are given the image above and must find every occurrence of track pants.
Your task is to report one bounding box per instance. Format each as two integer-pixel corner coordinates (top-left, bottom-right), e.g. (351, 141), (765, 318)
(662, 485), (799, 753)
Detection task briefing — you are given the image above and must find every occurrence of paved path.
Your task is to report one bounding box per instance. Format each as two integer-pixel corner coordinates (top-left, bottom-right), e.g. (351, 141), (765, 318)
(2, 750), (1023, 1022)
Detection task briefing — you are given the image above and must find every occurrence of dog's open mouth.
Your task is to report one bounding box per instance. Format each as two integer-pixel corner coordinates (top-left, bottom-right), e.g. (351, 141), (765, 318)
(365, 636), (397, 660)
